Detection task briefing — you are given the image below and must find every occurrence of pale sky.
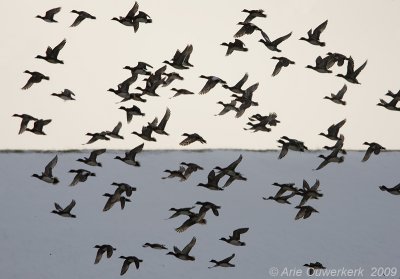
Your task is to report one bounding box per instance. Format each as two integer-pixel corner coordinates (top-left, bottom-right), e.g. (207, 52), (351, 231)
(2, 0), (400, 150)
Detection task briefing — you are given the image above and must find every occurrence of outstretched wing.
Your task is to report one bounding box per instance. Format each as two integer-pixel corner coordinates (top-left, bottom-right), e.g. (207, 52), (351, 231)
(225, 154), (243, 171)
(52, 39), (66, 57)
(157, 108), (171, 130)
(232, 227), (249, 239)
(64, 199), (76, 213)
(233, 73), (248, 89)
(272, 32), (292, 46)
(44, 155), (58, 176)
(181, 237), (196, 255)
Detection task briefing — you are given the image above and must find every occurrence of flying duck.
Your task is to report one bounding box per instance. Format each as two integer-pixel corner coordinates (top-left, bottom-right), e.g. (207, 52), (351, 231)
(263, 192), (296, 204)
(336, 56), (367, 84)
(249, 113), (280, 126)
(77, 149), (106, 167)
(51, 89), (76, 101)
(167, 206), (195, 219)
(271, 56), (295, 76)
(170, 88), (195, 98)
(105, 122), (124, 139)
(149, 108), (171, 135)
(295, 205), (319, 220)
(323, 84), (347, 105)
(209, 254), (235, 268)
(315, 148), (344, 170)
(12, 113), (37, 134)
(117, 93), (147, 103)
(221, 39), (248, 56)
(222, 73), (248, 94)
(259, 31), (292, 52)
(220, 228), (249, 246)
(84, 132), (109, 145)
(215, 100), (239, 116)
(119, 105), (145, 123)
(111, 2), (138, 27)
(277, 136), (308, 159)
(323, 134), (346, 155)
(114, 143), (144, 167)
(163, 45), (193, 69)
(233, 82), (259, 118)
(297, 180), (323, 206)
(70, 10), (96, 27)
(32, 155), (59, 184)
(175, 206), (209, 232)
(214, 154), (247, 187)
(124, 61), (152, 76)
(180, 133), (207, 146)
(319, 119), (346, 141)
(181, 162), (203, 179)
(103, 190), (131, 211)
(197, 170), (224, 191)
(272, 182), (299, 197)
(306, 55), (333, 73)
(377, 98), (400, 111)
(162, 167), (187, 181)
(51, 199), (76, 218)
(22, 71), (49, 90)
(244, 120), (271, 133)
(167, 237), (196, 261)
(111, 182), (136, 197)
(242, 9), (266, 23)
(119, 256), (143, 275)
(94, 244), (116, 264)
(132, 124), (156, 142)
(299, 20), (328, 46)
(362, 142), (385, 162)
(234, 22), (262, 38)
(379, 183), (400, 195)
(326, 52), (348, 67)
(36, 7), (61, 23)
(35, 39), (66, 64)
(385, 89), (400, 100)
(142, 243), (167, 250)
(198, 75), (226, 94)
(162, 72), (184, 87)
(26, 119), (52, 135)
(195, 201), (221, 216)
(69, 169), (95, 186)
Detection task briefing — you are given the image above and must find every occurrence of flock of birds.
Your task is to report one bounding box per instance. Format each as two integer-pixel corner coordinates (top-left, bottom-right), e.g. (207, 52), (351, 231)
(12, 1), (399, 276)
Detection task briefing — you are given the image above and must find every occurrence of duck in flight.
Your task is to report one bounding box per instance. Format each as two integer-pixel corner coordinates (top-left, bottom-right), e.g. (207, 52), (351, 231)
(36, 7), (61, 23)
(259, 31), (292, 52)
(51, 199), (76, 218)
(163, 44), (194, 69)
(167, 237), (196, 261)
(105, 122), (124, 140)
(12, 113), (37, 134)
(198, 75), (226, 94)
(77, 149), (106, 167)
(51, 89), (76, 101)
(323, 84), (347, 105)
(319, 119), (346, 141)
(271, 56), (295, 76)
(93, 244), (116, 264)
(119, 256), (143, 275)
(361, 142), (385, 162)
(84, 132), (109, 145)
(234, 22), (262, 38)
(22, 71), (49, 90)
(26, 119), (52, 135)
(300, 20), (328, 46)
(114, 143), (144, 167)
(209, 254), (236, 268)
(336, 56), (367, 84)
(295, 205), (319, 220)
(242, 9), (266, 23)
(32, 155), (59, 184)
(180, 133), (207, 146)
(119, 105), (145, 123)
(379, 183), (400, 195)
(35, 39), (66, 64)
(221, 39), (248, 56)
(148, 108), (171, 135)
(70, 10), (96, 27)
(220, 228), (249, 246)
(69, 169), (96, 186)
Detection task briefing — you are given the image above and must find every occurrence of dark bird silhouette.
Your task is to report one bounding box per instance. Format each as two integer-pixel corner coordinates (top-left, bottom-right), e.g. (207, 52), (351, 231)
(181, 162), (203, 179)
(119, 256), (143, 275)
(162, 167), (186, 181)
(114, 143), (144, 166)
(132, 124), (156, 142)
(324, 84), (347, 105)
(142, 243), (167, 250)
(271, 56), (295, 76)
(12, 113), (37, 134)
(234, 22), (262, 38)
(77, 149), (106, 167)
(162, 72), (183, 87)
(379, 183), (400, 195)
(70, 10), (96, 27)
(295, 205), (319, 220)
(319, 119), (346, 141)
(242, 9), (266, 23)
(220, 228), (249, 246)
(297, 179), (323, 207)
(180, 133), (206, 146)
(306, 56), (333, 73)
(197, 170), (224, 191)
(175, 206), (209, 233)
(51, 199), (76, 218)
(377, 98), (400, 111)
(209, 254), (235, 268)
(362, 142), (385, 162)
(35, 39), (66, 64)
(119, 105), (145, 123)
(304, 262), (326, 275)
(195, 201), (221, 216)
(259, 31), (292, 52)
(336, 56), (367, 84)
(199, 75), (226, 95)
(299, 20), (328, 46)
(93, 245), (116, 264)
(69, 169), (95, 186)
(222, 73), (248, 94)
(167, 237), (196, 261)
(103, 190), (131, 211)
(167, 206), (195, 219)
(26, 119), (52, 135)
(22, 71), (49, 90)
(51, 89), (75, 101)
(277, 136), (308, 159)
(149, 108), (171, 135)
(163, 45), (194, 69)
(36, 7), (61, 23)
(111, 182), (136, 197)
(315, 148), (344, 170)
(170, 88), (195, 98)
(215, 101), (238, 116)
(105, 122), (124, 140)
(32, 155), (59, 184)
(84, 132), (109, 145)
(221, 39), (248, 56)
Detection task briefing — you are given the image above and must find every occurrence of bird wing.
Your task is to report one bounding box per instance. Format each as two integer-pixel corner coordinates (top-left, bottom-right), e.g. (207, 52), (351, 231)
(303, 180), (311, 190)
(120, 260), (131, 276)
(223, 176), (235, 188)
(244, 82), (259, 97)
(89, 149), (106, 161)
(225, 154), (243, 171)
(232, 228), (249, 239)
(94, 248), (105, 264)
(106, 246), (114, 258)
(128, 143), (144, 158)
(336, 84), (347, 99)
(45, 7), (61, 17)
(70, 15), (85, 27)
(272, 32), (292, 46)
(315, 158), (329, 170)
(353, 60), (368, 78)
(112, 122), (122, 134)
(180, 135), (196, 146)
(234, 24), (248, 38)
(52, 39), (66, 57)
(222, 253), (235, 263)
(295, 207), (305, 220)
(310, 179), (320, 191)
(278, 144), (288, 159)
(157, 108), (171, 130)
(361, 147), (373, 162)
(233, 72), (249, 89)
(54, 202), (63, 211)
(312, 20), (328, 40)
(272, 61), (283, 77)
(141, 125), (154, 137)
(44, 155), (58, 176)
(260, 30), (271, 43)
(64, 199), (76, 213)
(199, 79), (217, 95)
(126, 1), (139, 19)
(182, 237), (196, 255)
(133, 257), (141, 269)
(346, 56), (355, 75)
